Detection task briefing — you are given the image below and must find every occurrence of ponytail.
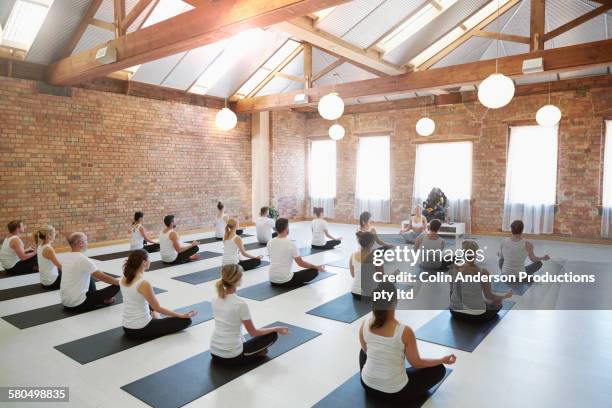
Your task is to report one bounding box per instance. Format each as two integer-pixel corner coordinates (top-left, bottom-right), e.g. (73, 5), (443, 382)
(133, 211), (144, 225)
(216, 264), (243, 299)
(123, 249), (148, 284)
(224, 218), (237, 241)
(359, 211), (371, 228)
(33, 225), (56, 246)
(313, 207), (324, 217)
(370, 282), (397, 330)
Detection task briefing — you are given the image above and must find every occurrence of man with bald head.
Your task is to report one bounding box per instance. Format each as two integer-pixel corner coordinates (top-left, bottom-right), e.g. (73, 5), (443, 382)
(59, 232), (120, 311)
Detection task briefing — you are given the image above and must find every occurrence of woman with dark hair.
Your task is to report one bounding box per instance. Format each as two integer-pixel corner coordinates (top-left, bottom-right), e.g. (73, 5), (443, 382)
(359, 282), (455, 403)
(0, 220), (38, 275)
(215, 202), (243, 240)
(222, 219), (262, 271)
(349, 232), (382, 298)
(311, 207), (342, 249)
(120, 250), (196, 339)
(358, 211), (393, 250)
(130, 212), (159, 252)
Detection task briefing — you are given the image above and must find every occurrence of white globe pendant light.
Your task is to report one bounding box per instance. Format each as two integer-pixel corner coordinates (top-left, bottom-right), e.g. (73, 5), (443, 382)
(329, 124), (345, 141)
(416, 117), (435, 136)
(215, 107), (237, 131)
(318, 92), (344, 120)
(536, 104), (562, 127)
(478, 73), (515, 109)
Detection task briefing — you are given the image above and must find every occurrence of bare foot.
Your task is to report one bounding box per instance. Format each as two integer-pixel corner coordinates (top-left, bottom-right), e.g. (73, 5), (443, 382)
(189, 254), (200, 261)
(103, 297), (116, 305)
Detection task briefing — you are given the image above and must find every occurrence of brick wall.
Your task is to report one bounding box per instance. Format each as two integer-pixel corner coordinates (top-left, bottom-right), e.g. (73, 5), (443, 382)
(281, 77), (612, 239)
(0, 77), (252, 243)
(269, 110), (307, 219)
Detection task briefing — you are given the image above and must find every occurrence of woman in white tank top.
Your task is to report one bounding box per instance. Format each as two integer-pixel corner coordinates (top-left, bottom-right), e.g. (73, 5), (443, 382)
(129, 212), (160, 252)
(350, 232), (383, 297)
(33, 225), (62, 289)
(215, 202), (243, 239)
(121, 250), (196, 339)
(359, 282), (455, 403)
(222, 219), (262, 271)
(0, 220), (38, 274)
(400, 205), (427, 243)
(450, 240), (512, 323)
(358, 211), (394, 250)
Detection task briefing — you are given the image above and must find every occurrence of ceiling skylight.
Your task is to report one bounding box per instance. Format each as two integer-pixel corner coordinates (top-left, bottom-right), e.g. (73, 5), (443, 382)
(1, 0), (53, 51)
(142, 0), (193, 28)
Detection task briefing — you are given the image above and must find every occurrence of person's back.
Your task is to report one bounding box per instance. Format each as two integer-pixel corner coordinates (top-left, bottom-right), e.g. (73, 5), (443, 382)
(159, 229), (177, 263)
(0, 235), (20, 269)
(500, 237), (528, 276)
(449, 265), (486, 314)
(361, 318), (408, 393)
(214, 216), (227, 239)
(267, 237), (297, 284)
(37, 243), (59, 286)
(60, 252), (96, 307)
(120, 276), (151, 329)
(419, 234), (444, 269)
(311, 218), (327, 247)
(256, 216), (274, 243)
(210, 293), (249, 358)
(222, 236), (240, 266)
(130, 223), (144, 250)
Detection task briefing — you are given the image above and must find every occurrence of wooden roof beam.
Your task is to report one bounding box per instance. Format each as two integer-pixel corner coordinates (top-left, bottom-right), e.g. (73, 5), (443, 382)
(234, 39), (612, 112)
(543, 3), (612, 42)
(61, 0), (104, 58)
(121, 0), (155, 32)
(47, 0), (350, 86)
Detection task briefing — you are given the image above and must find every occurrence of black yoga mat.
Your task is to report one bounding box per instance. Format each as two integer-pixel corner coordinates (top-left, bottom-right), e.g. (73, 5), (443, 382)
(492, 280), (532, 296)
(237, 271), (335, 301)
(189, 234), (252, 246)
(313, 367), (452, 408)
(307, 292), (372, 323)
(243, 242), (268, 251)
(328, 256), (350, 269)
(121, 322), (321, 408)
(2, 287), (166, 329)
(54, 301), (213, 364)
(298, 246), (336, 257)
(0, 283), (57, 301)
(172, 261), (270, 285)
(415, 301), (515, 352)
(0, 269), (37, 280)
(148, 251), (222, 271)
(91, 250), (137, 261)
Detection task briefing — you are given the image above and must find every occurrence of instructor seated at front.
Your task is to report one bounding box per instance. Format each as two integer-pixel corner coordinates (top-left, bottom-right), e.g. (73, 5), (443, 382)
(267, 218), (325, 287)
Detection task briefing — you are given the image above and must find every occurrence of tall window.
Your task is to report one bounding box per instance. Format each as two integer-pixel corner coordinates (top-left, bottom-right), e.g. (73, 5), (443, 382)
(602, 120), (612, 237)
(413, 142), (472, 229)
(354, 136), (391, 222)
(309, 139), (337, 218)
(503, 125), (558, 234)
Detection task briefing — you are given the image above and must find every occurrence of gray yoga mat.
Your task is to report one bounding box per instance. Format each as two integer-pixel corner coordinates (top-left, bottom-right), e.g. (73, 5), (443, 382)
(298, 246), (336, 257)
(2, 287), (166, 329)
(415, 301), (515, 352)
(328, 256), (350, 269)
(54, 301), (213, 364)
(172, 261), (270, 285)
(121, 322), (321, 408)
(243, 242), (267, 251)
(148, 251), (222, 271)
(313, 367), (452, 408)
(0, 283), (57, 301)
(306, 292), (372, 323)
(492, 280), (532, 296)
(237, 271), (335, 301)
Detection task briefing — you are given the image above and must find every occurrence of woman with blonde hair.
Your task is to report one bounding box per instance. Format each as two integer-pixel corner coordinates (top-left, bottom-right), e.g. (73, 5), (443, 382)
(34, 225), (62, 289)
(222, 219), (262, 271)
(400, 205), (427, 244)
(450, 240), (512, 323)
(211, 264), (288, 365)
(121, 250), (196, 339)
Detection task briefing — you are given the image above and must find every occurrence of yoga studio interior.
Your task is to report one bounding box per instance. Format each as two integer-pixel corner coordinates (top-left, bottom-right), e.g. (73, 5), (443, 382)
(1, 0), (612, 407)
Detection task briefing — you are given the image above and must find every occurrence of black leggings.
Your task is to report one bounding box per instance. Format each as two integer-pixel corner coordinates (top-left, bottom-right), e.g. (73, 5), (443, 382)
(123, 316), (192, 340)
(5, 256), (38, 275)
(143, 242), (160, 253)
(65, 278), (120, 312)
(312, 239), (341, 250)
(42, 272), (61, 290)
(239, 258), (262, 271)
(212, 332), (278, 365)
(450, 303), (502, 323)
(359, 349), (446, 402)
(164, 246), (199, 265)
(271, 268), (318, 287)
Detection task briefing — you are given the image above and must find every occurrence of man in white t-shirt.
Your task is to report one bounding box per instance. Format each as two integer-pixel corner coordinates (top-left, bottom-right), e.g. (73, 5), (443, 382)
(498, 220), (549, 277)
(267, 218), (325, 287)
(256, 206), (276, 244)
(60, 232), (120, 311)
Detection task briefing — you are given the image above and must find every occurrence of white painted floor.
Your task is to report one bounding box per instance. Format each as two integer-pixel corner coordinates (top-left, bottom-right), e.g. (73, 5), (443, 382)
(1, 221), (612, 408)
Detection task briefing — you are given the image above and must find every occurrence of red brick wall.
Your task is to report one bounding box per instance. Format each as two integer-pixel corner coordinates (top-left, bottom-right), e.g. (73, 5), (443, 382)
(270, 110), (307, 219)
(0, 77), (252, 243)
(288, 79), (612, 239)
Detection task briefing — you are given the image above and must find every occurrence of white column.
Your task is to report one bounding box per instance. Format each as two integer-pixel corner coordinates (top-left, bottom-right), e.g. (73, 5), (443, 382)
(251, 111), (270, 220)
